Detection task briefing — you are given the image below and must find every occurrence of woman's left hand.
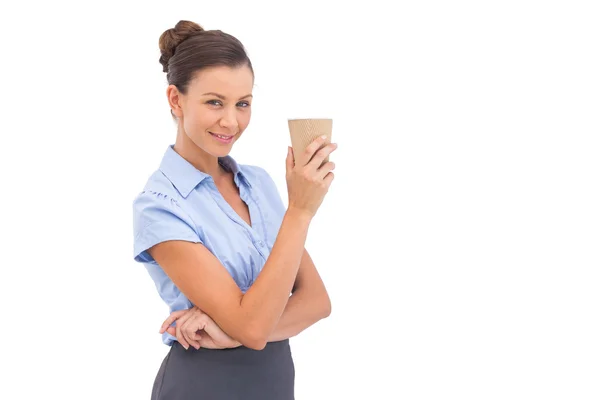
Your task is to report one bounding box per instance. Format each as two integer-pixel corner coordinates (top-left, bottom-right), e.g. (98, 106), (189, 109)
(160, 306), (242, 350)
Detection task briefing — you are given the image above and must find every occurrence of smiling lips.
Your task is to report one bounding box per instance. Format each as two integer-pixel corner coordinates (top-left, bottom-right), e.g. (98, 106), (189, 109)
(210, 131), (235, 144)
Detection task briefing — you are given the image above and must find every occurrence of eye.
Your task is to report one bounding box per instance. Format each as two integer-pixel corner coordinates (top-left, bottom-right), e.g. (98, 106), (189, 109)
(237, 101), (251, 108)
(207, 99), (223, 106)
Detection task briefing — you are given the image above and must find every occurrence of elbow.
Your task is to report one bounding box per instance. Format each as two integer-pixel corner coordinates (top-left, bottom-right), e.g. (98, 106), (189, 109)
(245, 338), (268, 351)
(321, 295), (332, 319)
(239, 326), (268, 351)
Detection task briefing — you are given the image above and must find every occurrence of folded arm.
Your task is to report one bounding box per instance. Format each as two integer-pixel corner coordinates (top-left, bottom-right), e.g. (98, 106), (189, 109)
(268, 249), (331, 342)
(149, 208), (311, 350)
(160, 248), (330, 349)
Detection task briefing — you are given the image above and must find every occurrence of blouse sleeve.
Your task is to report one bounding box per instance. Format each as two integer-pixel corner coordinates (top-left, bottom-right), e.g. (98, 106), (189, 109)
(132, 190), (201, 264)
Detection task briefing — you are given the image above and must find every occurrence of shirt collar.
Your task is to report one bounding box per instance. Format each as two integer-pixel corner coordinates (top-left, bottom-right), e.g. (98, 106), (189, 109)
(218, 154), (253, 189)
(159, 145), (251, 198)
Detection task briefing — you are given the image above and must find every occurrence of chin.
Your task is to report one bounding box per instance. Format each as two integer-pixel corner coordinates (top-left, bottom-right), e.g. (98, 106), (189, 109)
(210, 136), (239, 157)
(212, 147), (233, 158)
(208, 140), (237, 158)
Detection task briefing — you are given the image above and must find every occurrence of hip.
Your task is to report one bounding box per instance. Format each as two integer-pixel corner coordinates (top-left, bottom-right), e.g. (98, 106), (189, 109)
(152, 339), (295, 400)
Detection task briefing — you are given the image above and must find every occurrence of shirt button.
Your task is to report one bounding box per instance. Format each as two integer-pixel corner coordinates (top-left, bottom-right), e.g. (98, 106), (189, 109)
(257, 240), (264, 247)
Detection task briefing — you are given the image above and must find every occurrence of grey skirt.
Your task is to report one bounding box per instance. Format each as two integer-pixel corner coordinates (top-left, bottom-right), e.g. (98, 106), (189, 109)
(151, 339), (295, 400)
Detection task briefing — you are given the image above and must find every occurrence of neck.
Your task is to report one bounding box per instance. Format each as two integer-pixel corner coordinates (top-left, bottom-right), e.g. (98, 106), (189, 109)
(173, 127), (227, 179)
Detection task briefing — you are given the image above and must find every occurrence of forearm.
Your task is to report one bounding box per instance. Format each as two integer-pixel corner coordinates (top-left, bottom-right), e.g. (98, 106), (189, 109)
(239, 208), (312, 345)
(267, 288), (331, 342)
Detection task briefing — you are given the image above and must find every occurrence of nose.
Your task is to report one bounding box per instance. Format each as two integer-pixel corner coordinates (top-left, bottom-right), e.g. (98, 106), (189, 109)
(219, 107), (239, 133)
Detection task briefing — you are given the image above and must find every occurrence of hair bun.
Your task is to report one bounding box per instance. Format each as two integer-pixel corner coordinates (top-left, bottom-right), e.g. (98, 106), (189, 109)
(159, 20), (205, 73)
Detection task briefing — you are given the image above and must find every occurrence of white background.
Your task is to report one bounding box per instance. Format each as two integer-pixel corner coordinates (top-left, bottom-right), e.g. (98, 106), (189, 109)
(1, 1), (599, 399)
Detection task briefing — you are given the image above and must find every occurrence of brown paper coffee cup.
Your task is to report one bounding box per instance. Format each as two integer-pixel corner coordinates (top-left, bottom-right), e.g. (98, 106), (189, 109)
(288, 118), (333, 164)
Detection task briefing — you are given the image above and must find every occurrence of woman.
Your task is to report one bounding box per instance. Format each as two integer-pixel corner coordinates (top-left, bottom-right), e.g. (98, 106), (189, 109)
(132, 20), (337, 399)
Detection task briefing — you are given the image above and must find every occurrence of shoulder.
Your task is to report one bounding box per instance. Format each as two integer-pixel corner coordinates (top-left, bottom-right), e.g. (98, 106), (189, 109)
(134, 170), (183, 204)
(132, 171), (198, 249)
(239, 164), (285, 202)
(132, 169), (190, 215)
(239, 164), (287, 217)
(133, 175), (201, 262)
(239, 164), (278, 190)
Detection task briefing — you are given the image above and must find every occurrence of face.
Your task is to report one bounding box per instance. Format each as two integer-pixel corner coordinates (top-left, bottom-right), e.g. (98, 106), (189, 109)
(168, 65), (254, 158)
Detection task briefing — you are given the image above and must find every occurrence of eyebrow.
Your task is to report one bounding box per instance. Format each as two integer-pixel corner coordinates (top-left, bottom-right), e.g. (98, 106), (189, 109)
(202, 92), (253, 100)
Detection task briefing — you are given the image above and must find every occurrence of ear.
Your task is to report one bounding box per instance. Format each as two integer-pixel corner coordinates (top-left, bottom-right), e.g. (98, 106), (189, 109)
(166, 85), (184, 119)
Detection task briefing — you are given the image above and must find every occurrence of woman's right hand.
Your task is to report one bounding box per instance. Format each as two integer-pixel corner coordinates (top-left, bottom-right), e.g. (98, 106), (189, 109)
(286, 135), (337, 218)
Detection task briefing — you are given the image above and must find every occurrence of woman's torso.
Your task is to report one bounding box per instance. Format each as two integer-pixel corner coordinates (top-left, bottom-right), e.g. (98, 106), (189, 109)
(132, 145), (287, 345)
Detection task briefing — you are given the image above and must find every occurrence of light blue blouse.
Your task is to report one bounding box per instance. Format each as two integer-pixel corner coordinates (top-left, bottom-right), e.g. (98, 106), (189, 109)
(132, 145), (287, 345)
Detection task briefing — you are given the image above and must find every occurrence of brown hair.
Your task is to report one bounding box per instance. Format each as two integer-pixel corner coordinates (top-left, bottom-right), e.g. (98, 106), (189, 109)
(159, 20), (254, 97)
